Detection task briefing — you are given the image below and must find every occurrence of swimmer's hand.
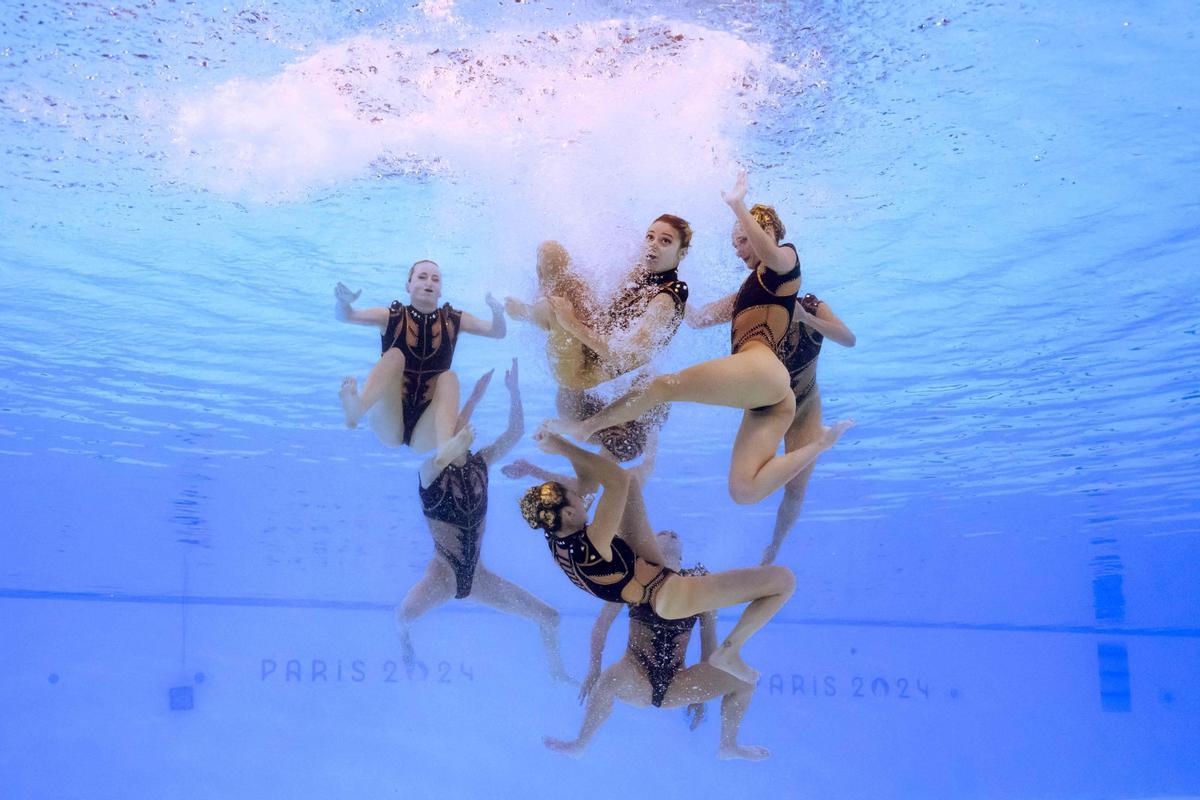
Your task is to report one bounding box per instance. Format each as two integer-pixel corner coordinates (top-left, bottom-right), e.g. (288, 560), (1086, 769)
(721, 169), (748, 207)
(501, 458), (537, 480)
(334, 281), (361, 305)
(686, 702), (707, 730)
(579, 666), (600, 704)
(334, 282), (361, 321)
(485, 291), (504, 315)
(504, 295), (527, 319)
(792, 301), (815, 326)
(504, 357), (519, 394)
(533, 423), (569, 454)
(466, 368), (495, 406)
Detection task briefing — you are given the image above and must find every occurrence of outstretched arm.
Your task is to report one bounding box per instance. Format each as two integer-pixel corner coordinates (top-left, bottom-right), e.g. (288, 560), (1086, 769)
(603, 294), (679, 372)
(454, 369), (494, 435)
(479, 359), (524, 465)
(460, 292), (507, 338)
(796, 301), (856, 347)
(547, 296), (616, 362)
(502, 458), (579, 489)
(629, 426), (659, 484)
(579, 602), (623, 704)
(334, 282), (389, 328)
(549, 294), (673, 373)
(505, 295), (553, 330)
(722, 170), (798, 274)
(533, 429), (629, 560)
(685, 292), (737, 329)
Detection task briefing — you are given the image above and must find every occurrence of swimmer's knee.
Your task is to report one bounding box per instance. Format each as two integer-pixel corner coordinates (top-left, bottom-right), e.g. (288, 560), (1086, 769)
(728, 476), (760, 506)
(768, 565), (796, 596)
(380, 348), (406, 368)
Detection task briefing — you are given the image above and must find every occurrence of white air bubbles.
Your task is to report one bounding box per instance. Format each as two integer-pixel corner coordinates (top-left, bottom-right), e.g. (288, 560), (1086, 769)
(168, 19), (803, 207)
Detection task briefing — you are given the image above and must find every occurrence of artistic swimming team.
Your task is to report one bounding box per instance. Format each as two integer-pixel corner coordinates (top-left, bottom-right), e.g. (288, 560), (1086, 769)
(333, 171), (856, 761)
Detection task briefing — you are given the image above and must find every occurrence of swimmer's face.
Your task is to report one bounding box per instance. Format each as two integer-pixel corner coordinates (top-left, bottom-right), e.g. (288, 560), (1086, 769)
(731, 223), (756, 266)
(559, 488), (591, 532)
(655, 530), (682, 568)
(643, 220), (684, 272)
(407, 261), (442, 304)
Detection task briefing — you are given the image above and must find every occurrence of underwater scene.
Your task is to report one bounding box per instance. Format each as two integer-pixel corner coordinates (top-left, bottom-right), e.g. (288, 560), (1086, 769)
(1, 1), (1198, 798)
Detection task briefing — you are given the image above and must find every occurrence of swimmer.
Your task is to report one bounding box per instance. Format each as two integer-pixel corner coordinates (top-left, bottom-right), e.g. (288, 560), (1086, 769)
(519, 427), (795, 688)
(549, 172), (854, 504)
(505, 218), (691, 462)
(399, 360), (571, 683)
(543, 530), (768, 761)
(335, 259), (506, 453)
(690, 286), (856, 563)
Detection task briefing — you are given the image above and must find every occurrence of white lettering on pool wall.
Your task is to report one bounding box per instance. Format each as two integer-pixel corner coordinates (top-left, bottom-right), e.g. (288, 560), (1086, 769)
(259, 657), (476, 684)
(764, 672), (942, 701)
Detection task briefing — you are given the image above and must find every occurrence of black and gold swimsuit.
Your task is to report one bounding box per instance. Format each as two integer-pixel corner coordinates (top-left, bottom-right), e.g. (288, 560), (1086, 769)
(561, 268), (689, 461)
(546, 526), (673, 606)
(776, 293), (824, 404)
(627, 564), (708, 706)
(730, 243), (801, 355)
(606, 267), (689, 339)
(381, 301), (463, 445)
(418, 451), (487, 599)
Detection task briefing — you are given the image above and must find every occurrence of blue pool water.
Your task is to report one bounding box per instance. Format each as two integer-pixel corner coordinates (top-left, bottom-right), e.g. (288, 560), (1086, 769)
(2, 1), (1198, 797)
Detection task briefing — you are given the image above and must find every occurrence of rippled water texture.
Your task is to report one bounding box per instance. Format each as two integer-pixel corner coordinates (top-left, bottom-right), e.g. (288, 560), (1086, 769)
(1, 1), (1198, 798)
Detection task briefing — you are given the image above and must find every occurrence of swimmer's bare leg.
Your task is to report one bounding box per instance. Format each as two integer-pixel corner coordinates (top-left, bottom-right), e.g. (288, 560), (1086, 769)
(470, 566), (572, 684)
(661, 663), (768, 761)
(763, 462), (814, 564)
(341, 348), (407, 428)
(544, 660), (642, 756)
(407, 370), (462, 454)
(551, 349), (790, 442)
(396, 557), (456, 671)
(763, 405), (822, 563)
(656, 565), (796, 685)
(729, 404), (853, 505)
(419, 424), (475, 488)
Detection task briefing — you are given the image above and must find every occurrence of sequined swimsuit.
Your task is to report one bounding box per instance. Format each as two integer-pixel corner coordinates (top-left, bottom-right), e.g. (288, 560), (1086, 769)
(418, 451), (488, 599)
(730, 243), (801, 355)
(545, 527), (674, 606)
(563, 268), (689, 461)
(382, 302), (462, 445)
(606, 267), (689, 340)
(627, 564), (708, 706)
(776, 293), (825, 404)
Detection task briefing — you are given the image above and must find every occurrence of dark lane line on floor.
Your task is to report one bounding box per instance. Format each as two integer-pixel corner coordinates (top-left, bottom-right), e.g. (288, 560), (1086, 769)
(4, 587), (1199, 639)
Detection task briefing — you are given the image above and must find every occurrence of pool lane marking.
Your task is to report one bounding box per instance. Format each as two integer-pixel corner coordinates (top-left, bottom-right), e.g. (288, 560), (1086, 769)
(3, 587), (1198, 639)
